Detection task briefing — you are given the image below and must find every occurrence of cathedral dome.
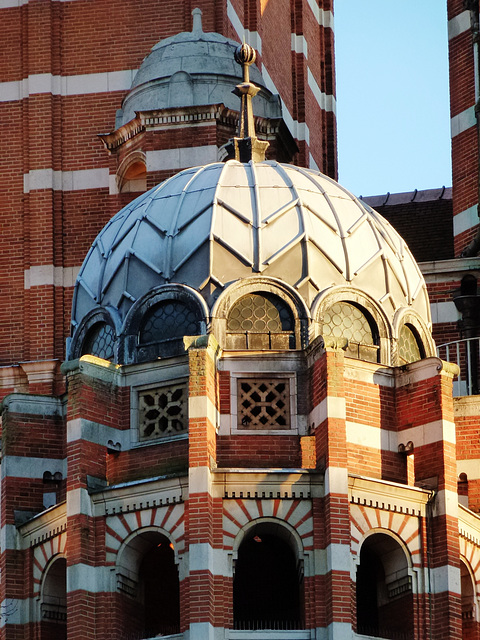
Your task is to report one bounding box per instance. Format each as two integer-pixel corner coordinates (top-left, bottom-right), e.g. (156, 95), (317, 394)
(118, 9), (280, 126)
(70, 159), (433, 364)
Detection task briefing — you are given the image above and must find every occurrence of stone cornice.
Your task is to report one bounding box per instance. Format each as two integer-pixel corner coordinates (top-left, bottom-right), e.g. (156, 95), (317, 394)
(349, 475), (430, 517)
(18, 502), (67, 549)
(98, 104), (292, 153)
(90, 474), (188, 517)
(458, 504), (480, 546)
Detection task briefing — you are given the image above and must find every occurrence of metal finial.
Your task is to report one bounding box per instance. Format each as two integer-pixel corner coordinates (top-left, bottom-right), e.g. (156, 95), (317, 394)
(192, 7), (203, 34)
(227, 43), (269, 163)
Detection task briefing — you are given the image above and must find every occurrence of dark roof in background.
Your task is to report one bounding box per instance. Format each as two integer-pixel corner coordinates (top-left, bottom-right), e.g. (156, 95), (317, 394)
(361, 187), (454, 263)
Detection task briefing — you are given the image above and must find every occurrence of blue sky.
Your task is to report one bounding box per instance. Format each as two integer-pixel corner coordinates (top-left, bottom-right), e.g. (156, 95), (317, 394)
(334, 1), (452, 197)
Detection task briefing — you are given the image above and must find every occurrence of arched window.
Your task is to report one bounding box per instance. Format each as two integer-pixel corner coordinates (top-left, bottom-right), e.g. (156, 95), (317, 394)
(119, 159), (146, 193)
(116, 531), (180, 638)
(80, 322), (115, 361)
(226, 292), (295, 350)
(322, 301), (379, 362)
(233, 523), (303, 630)
(138, 299), (202, 359)
(356, 533), (413, 639)
(398, 324), (424, 364)
(41, 557), (66, 640)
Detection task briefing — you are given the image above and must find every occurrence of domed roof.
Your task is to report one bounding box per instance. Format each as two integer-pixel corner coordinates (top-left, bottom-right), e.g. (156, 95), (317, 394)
(71, 160), (431, 334)
(118, 9), (280, 126)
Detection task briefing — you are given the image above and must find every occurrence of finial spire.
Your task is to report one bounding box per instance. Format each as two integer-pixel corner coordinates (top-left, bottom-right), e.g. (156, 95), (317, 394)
(192, 7), (203, 34)
(228, 43), (269, 163)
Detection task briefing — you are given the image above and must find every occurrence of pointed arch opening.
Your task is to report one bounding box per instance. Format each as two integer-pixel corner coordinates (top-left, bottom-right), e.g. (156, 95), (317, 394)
(356, 533), (413, 640)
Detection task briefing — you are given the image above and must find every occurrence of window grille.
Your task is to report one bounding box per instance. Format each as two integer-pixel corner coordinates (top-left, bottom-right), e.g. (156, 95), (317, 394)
(81, 322), (115, 360)
(139, 383), (187, 440)
(227, 293), (295, 349)
(237, 379), (290, 429)
(398, 324), (422, 364)
(139, 300), (200, 344)
(322, 301), (378, 362)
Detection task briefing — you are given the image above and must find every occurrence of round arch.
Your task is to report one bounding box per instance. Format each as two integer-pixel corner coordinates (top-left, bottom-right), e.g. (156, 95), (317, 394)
(115, 526), (181, 638)
(69, 307), (119, 362)
(460, 556), (478, 624)
(119, 284), (209, 363)
(312, 286), (392, 365)
(116, 150), (147, 194)
(393, 307), (436, 365)
(40, 554), (67, 637)
(231, 517), (306, 631)
(355, 529), (416, 639)
(212, 277), (310, 350)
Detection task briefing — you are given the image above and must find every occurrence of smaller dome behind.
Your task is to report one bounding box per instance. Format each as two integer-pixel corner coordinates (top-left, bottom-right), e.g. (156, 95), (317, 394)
(118, 10), (280, 126)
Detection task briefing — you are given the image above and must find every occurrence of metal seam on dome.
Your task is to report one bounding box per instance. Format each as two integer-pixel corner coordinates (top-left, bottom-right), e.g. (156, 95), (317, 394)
(268, 162), (308, 281)
(368, 220), (401, 304)
(352, 247), (383, 277)
(101, 221), (144, 296)
(308, 237), (344, 275)
(76, 277), (98, 303)
(302, 203), (339, 234)
(262, 198), (300, 225)
(263, 231), (307, 267)
(288, 164), (351, 281)
(176, 201), (214, 232)
(173, 237), (209, 274)
(411, 278), (423, 302)
(396, 239), (412, 304)
(215, 198), (252, 225)
(164, 164), (212, 279)
(384, 255), (408, 299)
(249, 161), (262, 272)
(210, 162), (229, 279)
(127, 250), (163, 276)
(380, 256), (392, 306)
(213, 233), (253, 267)
(346, 214), (368, 236)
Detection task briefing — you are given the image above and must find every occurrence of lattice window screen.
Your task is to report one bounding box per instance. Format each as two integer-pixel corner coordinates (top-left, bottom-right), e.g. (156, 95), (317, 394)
(237, 379), (290, 429)
(139, 383), (187, 440)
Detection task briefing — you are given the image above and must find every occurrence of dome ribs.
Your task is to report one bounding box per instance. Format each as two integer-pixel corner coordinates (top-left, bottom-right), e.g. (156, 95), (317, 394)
(289, 165), (351, 281)
(71, 160), (432, 340)
(262, 198), (300, 226)
(249, 162), (262, 273)
(266, 162), (308, 279)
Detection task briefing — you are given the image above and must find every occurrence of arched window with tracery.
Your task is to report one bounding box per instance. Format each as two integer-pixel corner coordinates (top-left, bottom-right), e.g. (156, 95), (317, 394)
(80, 321), (115, 361)
(137, 299), (202, 360)
(41, 557), (67, 640)
(356, 533), (413, 639)
(226, 292), (296, 350)
(398, 323), (424, 364)
(321, 301), (379, 362)
(233, 522), (304, 630)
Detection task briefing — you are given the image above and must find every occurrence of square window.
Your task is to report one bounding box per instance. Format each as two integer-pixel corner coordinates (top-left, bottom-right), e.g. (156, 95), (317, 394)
(237, 378), (291, 430)
(138, 382), (187, 441)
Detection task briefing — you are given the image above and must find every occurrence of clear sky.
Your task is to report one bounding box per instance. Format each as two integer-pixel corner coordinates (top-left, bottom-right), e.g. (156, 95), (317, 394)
(334, 0), (452, 198)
